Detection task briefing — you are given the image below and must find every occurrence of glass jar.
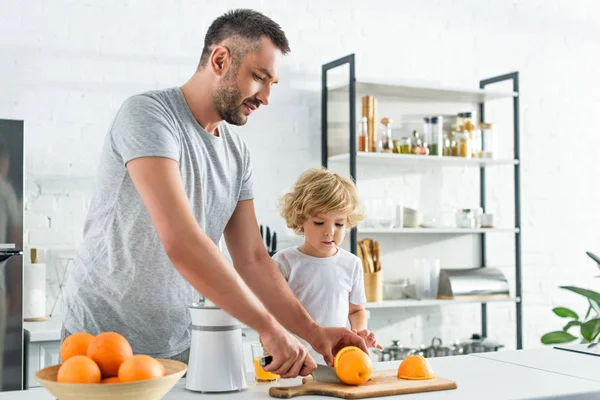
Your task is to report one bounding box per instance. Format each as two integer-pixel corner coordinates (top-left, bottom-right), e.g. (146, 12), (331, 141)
(398, 137), (412, 154)
(442, 132), (452, 156)
(380, 117), (393, 153)
(479, 122), (496, 159)
(411, 130), (428, 155)
(422, 117), (431, 153)
(456, 131), (471, 158)
(429, 116), (443, 156)
(456, 209), (475, 229)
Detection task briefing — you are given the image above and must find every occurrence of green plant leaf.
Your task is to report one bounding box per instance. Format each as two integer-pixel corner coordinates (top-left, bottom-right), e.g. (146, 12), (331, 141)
(563, 320), (582, 331)
(590, 299), (600, 317)
(585, 304), (593, 320)
(560, 286), (600, 304)
(586, 251), (600, 268)
(553, 307), (579, 319)
(541, 331), (578, 344)
(581, 319), (600, 342)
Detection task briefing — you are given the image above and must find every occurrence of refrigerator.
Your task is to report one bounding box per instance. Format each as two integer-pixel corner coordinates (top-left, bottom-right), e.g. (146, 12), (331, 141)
(0, 119), (24, 391)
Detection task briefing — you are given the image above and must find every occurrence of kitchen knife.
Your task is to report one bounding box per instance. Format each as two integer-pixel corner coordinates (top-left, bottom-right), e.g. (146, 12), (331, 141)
(260, 356), (343, 384)
(260, 225), (264, 240)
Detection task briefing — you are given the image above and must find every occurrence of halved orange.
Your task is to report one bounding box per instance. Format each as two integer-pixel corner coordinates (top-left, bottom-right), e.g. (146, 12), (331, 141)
(333, 346), (372, 386)
(397, 355), (436, 380)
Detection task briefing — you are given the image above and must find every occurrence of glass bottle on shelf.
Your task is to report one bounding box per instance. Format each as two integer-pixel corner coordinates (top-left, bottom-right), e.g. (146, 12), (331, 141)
(429, 116), (444, 156)
(380, 117), (393, 153)
(411, 130), (428, 155)
(422, 117), (431, 154)
(462, 112), (477, 157)
(399, 137), (412, 154)
(442, 132), (452, 156)
(479, 122), (496, 159)
(457, 130), (471, 158)
(358, 116), (368, 152)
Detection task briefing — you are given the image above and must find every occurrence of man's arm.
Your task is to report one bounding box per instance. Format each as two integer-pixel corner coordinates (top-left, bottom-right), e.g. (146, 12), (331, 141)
(223, 200), (319, 340)
(126, 157), (311, 377)
(224, 200), (369, 365)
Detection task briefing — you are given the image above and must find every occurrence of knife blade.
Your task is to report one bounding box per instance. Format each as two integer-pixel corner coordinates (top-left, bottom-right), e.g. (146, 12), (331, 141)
(271, 232), (277, 253)
(260, 356), (343, 384)
(312, 364), (343, 384)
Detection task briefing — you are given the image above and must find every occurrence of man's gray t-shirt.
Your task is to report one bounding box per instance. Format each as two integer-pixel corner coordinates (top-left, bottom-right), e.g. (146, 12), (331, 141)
(63, 87), (254, 358)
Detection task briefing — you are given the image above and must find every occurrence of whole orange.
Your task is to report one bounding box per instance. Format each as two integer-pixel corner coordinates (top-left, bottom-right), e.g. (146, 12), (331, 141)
(118, 355), (166, 382)
(101, 377), (121, 384)
(397, 355), (436, 380)
(333, 346), (372, 385)
(57, 355), (101, 384)
(87, 332), (133, 378)
(60, 332), (95, 363)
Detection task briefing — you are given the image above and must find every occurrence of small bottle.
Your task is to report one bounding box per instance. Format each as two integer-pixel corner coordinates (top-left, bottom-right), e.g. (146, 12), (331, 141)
(411, 130), (428, 155)
(358, 117), (368, 152)
(380, 117), (393, 153)
(430, 116), (443, 156)
(423, 117), (431, 154)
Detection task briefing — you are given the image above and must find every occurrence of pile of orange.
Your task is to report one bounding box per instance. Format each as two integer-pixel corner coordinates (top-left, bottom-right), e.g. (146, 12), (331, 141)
(57, 332), (166, 384)
(397, 354), (436, 380)
(333, 346), (372, 385)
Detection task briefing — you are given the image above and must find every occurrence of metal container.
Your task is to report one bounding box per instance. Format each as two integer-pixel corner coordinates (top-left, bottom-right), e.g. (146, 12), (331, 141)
(424, 337), (454, 358)
(437, 268), (510, 299)
(454, 334), (504, 355)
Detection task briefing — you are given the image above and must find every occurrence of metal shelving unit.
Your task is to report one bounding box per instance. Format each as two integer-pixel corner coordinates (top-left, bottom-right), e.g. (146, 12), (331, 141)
(321, 53), (523, 349)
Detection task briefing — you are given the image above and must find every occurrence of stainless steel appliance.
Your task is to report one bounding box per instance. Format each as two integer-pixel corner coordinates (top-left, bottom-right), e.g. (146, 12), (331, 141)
(0, 119), (24, 391)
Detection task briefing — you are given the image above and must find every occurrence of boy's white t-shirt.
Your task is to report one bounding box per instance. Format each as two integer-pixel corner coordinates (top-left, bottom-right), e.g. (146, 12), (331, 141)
(272, 246), (367, 364)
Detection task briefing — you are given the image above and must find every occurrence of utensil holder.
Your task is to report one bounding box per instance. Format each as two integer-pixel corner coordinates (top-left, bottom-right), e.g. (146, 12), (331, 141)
(364, 270), (383, 302)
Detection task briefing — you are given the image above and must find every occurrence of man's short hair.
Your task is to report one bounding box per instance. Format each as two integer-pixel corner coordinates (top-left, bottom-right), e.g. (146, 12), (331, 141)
(198, 9), (290, 69)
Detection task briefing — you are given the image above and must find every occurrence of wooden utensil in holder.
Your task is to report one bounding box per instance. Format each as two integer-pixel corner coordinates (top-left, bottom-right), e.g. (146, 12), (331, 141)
(359, 238), (383, 302)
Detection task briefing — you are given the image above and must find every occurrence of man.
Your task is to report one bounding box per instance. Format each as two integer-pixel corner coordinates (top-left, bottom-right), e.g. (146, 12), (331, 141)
(62, 9), (367, 378)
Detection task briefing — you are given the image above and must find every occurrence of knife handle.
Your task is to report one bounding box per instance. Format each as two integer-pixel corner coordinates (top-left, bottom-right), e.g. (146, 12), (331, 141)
(260, 355), (273, 367)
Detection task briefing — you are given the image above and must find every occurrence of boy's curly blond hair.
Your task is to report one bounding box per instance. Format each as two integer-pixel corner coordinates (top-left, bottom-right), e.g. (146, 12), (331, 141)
(280, 168), (364, 234)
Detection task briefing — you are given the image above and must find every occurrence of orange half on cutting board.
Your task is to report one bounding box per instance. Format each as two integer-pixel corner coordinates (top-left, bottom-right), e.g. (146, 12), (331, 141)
(397, 355), (436, 380)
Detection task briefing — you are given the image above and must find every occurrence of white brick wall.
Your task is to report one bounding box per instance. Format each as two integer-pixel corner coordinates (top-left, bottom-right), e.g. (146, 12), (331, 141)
(2, 0), (600, 352)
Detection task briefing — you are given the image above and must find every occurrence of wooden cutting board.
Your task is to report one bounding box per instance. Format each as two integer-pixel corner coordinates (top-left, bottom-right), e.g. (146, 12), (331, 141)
(269, 370), (457, 399)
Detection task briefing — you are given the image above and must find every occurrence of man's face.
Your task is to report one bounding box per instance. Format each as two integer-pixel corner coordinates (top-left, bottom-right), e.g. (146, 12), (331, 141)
(213, 37), (282, 126)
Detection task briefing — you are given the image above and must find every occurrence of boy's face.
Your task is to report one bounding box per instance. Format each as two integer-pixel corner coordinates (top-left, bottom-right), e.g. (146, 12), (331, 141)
(301, 211), (348, 258)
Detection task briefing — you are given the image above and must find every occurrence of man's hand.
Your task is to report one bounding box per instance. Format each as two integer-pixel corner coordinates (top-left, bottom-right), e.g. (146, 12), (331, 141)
(353, 329), (384, 350)
(260, 326), (316, 378)
(307, 326), (369, 366)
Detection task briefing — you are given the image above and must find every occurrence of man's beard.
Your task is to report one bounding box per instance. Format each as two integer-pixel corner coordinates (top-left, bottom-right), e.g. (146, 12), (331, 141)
(213, 71), (252, 126)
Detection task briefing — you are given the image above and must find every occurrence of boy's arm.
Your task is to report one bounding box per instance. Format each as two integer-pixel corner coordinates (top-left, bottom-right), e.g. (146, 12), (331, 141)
(348, 303), (368, 331)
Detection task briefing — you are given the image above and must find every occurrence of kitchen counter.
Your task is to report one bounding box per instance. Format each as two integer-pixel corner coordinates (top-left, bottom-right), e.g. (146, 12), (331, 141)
(3, 348), (600, 399)
(24, 318), (63, 342)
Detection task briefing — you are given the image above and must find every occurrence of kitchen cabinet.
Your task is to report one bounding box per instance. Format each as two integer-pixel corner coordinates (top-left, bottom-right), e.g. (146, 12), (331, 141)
(25, 339), (60, 389)
(24, 318), (62, 388)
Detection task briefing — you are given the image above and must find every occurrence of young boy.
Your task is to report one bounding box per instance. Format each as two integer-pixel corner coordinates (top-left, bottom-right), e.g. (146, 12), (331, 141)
(273, 168), (382, 365)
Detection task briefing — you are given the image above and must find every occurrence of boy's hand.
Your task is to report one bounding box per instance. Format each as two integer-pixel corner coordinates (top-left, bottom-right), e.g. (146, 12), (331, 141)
(353, 329), (384, 350)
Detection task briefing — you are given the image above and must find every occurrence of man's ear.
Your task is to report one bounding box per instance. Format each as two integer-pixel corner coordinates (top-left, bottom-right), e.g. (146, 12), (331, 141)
(210, 46), (231, 77)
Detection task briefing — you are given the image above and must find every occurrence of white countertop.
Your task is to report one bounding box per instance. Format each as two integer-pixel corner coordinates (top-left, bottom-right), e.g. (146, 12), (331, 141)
(24, 318), (63, 342)
(473, 346), (600, 383)
(4, 348), (600, 399)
